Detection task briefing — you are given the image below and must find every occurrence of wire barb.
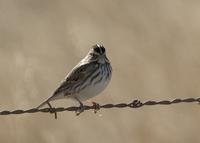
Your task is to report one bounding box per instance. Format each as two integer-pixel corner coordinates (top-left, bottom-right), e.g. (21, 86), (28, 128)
(0, 97), (200, 118)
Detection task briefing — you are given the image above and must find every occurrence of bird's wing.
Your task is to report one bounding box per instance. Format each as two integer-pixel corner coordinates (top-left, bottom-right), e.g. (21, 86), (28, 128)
(52, 61), (97, 97)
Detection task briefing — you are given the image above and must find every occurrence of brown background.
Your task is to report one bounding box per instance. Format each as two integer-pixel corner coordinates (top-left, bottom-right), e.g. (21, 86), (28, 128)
(1, 0), (200, 143)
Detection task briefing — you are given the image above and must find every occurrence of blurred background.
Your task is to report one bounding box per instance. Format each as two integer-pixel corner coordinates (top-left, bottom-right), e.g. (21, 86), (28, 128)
(1, 0), (200, 143)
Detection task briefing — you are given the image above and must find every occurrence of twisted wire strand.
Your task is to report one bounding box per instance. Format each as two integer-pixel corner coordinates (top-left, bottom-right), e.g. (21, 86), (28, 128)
(0, 97), (200, 117)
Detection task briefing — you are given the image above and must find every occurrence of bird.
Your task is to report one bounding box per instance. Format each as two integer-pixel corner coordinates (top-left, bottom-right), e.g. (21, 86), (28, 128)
(37, 44), (112, 117)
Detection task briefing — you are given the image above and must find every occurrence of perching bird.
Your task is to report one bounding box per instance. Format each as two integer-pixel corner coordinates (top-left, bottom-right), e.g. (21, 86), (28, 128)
(37, 44), (112, 117)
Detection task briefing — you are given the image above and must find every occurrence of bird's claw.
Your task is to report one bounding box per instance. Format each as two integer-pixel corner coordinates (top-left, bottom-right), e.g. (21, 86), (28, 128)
(76, 104), (84, 116)
(47, 102), (58, 119)
(92, 102), (100, 114)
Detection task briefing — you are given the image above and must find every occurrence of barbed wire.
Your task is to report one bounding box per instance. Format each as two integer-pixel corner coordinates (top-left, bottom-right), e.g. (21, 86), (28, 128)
(0, 97), (200, 119)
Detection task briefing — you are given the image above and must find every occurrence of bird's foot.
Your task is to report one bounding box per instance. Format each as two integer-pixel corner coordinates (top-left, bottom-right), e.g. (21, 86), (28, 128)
(47, 102), (57, 119)
(92, 101), (100, 114)
(76, 103), (84, 116)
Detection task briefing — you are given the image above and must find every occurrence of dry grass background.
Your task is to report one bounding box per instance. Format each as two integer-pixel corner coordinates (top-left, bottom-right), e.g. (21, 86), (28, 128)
(1, 0), (200, 143)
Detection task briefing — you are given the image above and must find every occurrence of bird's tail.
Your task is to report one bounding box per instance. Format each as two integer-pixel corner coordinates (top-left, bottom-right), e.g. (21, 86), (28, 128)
(36, 100), (48, 109)
(36, 95), (55, 109)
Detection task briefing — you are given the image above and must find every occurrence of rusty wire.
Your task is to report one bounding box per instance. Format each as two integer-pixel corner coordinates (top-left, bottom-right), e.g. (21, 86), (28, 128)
(0, 97), (200, 119)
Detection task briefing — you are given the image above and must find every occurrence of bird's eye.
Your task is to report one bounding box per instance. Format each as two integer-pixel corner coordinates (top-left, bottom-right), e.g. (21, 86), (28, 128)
(101, 47), (105, 53)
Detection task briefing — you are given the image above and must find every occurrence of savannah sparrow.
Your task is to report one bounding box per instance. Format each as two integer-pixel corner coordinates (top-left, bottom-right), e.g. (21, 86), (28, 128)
(37, 44), (112, 116)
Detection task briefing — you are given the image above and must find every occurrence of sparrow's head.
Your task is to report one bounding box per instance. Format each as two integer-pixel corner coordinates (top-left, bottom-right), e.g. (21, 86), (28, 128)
(88, 44), (109, 63)
(91, 44), (106, 56)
